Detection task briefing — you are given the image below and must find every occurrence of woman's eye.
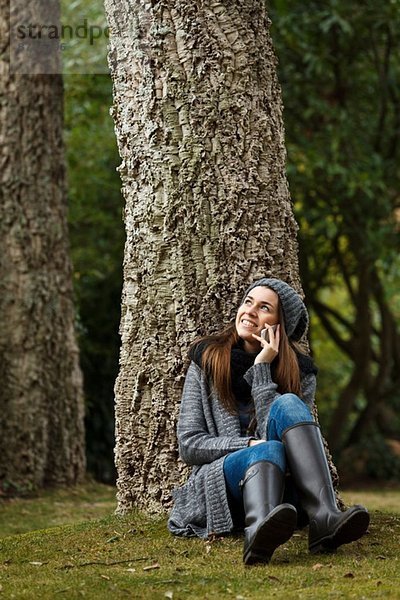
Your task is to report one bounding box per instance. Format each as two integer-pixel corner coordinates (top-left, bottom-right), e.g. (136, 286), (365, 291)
(244, 299), (251, 305)
(261, 305), (270, 311)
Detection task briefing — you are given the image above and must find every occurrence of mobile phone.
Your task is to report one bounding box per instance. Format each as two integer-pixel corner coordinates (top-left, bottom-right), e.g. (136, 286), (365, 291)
(260, 325), (277, 343)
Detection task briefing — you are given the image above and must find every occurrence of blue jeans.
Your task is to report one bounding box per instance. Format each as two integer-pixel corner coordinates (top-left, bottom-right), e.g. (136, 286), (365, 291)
(223, 394), (313, 506)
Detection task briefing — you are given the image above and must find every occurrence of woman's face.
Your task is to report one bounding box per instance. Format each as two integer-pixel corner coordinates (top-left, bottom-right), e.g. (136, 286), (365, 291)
(235, 286), (279, 352)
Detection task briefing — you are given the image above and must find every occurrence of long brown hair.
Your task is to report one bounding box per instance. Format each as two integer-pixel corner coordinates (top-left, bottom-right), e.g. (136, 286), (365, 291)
(189, 295), (302, 414)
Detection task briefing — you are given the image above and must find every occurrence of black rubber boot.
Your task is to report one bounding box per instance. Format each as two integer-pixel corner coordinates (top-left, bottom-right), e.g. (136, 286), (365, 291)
(241, 460), (297, 565)
(282, 422), (370, 554)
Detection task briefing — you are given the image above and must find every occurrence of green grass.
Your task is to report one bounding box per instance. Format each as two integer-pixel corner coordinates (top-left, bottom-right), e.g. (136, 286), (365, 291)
(0, 480), (116, 537)
(0, 485), (399, 599)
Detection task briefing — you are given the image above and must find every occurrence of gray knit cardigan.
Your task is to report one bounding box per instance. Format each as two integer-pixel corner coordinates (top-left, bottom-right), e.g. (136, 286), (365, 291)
(167, 360), (316, 539)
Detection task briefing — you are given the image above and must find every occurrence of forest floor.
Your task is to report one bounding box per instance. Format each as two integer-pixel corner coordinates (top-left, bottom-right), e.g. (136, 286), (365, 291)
(0, 481), (399, 599)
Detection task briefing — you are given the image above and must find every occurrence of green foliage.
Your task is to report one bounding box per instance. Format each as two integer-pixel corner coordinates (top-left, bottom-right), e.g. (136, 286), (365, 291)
(309, 307), (352, 429)
(60, 0), (122, 483)
(269, 0), (400, 468)
(0, 479), (36, 499)
(60, 0), (109, 74)
(270, 0), (400, 278)
(62, 0), (400, 481)
(64, 72), (123, 483)
(344, 433), (400, 481)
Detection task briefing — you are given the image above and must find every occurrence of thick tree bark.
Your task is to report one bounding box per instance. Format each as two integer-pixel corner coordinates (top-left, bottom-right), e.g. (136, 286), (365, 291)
(0, 0), (85, 493)
(104, 0), (339, 513)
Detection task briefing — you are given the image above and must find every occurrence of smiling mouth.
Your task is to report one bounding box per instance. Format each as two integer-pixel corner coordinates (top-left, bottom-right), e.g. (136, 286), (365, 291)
(241, 319), (257, 329)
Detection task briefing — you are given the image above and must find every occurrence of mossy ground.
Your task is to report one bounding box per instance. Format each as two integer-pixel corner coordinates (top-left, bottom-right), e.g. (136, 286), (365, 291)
(0, 482), (399, 599)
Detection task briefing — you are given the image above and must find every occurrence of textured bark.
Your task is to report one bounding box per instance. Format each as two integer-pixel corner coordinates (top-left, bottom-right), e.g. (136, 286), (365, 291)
(0, 0), (85, 493)
(104, 0), (339, 513)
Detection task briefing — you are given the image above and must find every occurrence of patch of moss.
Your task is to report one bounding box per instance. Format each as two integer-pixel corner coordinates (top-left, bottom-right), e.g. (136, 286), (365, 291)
(0, 488), (399, 599)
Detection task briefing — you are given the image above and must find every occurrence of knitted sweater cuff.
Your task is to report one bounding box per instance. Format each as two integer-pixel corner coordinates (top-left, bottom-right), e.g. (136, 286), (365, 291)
(243, 362), (274, 388)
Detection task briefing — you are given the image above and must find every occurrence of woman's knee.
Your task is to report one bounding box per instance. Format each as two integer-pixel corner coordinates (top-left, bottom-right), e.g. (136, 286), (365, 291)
(270, 393), (312, 420)
(271, 393), (301, 413)
(247, 440), (286, 472)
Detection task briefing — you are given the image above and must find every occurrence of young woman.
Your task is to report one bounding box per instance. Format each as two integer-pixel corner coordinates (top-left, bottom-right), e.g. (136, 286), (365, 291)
(168, 278), (369, 565)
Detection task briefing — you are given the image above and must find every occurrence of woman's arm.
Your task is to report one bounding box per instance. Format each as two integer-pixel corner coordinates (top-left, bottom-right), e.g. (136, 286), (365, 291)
(177, 362), (252, 466)
(243, 363), (280, 437)
(243, 364), (316, 437)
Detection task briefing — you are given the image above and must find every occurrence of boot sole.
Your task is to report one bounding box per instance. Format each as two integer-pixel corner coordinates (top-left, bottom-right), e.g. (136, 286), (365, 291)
(309, 508), (370, 554)
(244, 505), (297, 565)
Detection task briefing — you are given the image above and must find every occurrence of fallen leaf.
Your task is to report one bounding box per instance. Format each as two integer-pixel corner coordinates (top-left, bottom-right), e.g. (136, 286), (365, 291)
(29, 562), (44, 566)
(376, 555), (387, 560)
(344, 572), (355, 579)
(126, 568), (136, 573)
(164, 592), (173, 599)
(268, 575), (281, 583)
(312, 563), (324, 571)
(143, 563), (160, 571)
(100, 575), (110, 581)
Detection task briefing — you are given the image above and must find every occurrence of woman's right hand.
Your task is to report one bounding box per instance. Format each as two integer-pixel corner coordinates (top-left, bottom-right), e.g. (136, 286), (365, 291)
(252, 324), (280, 364)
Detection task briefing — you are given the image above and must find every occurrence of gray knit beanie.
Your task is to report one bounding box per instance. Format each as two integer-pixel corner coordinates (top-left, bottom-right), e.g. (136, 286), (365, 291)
(242, 278), (309, 342)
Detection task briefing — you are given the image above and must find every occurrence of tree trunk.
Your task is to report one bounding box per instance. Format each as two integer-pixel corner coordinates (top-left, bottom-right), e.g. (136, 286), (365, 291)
(104, 0), (339, 513)
(0, 0), (85, 494)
